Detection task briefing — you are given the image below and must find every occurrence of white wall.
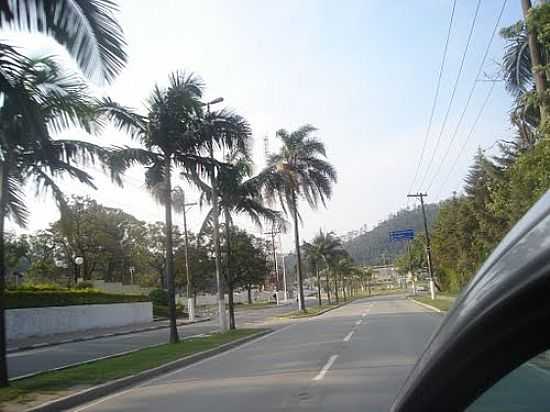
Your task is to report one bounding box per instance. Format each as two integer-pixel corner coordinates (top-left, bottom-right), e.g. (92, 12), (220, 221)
(6, 302), (153, 341)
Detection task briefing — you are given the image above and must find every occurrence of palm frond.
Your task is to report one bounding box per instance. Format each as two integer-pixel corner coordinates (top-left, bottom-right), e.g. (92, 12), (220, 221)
(500, 21), (532, 98)
(5, 174), (28, 227)
(96, 97), (146, 140)
(0, 0), (128, 84)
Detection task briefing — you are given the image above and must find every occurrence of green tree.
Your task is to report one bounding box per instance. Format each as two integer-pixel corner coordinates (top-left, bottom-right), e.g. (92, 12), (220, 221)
(259, 125), (337, 311)
(104, 71), (249, 340)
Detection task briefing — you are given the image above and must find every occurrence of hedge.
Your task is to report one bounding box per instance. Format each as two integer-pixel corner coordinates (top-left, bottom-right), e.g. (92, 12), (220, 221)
(5, 290), (150, 309)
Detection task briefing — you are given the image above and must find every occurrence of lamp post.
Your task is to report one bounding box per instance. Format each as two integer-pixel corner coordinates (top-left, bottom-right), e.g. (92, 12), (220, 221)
(74, 256), (84, 285)
(180, 189), (198, 321)
(129, 266), (135, 284)
(205, 96), (227, 331)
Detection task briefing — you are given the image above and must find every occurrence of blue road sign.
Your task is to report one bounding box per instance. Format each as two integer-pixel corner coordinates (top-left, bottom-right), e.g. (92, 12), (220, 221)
(389, 229), (415, 241)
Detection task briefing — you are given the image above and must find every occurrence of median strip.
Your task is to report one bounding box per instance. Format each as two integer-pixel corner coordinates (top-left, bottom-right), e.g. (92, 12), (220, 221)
(0, 328), (269, 412)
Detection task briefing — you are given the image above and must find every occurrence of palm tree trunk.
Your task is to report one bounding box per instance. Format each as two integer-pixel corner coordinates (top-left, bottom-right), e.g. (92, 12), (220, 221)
(210, 147), (227, 331)
(291, 191), (306, 312)
(224, 206), (235, 330)
(0, 162), (8, 387)
(325, 270), (331, 305)
(342, 274), (347, 301)
(334, 271), (339, 304)
(164, 157), (179, 344)
(316, 265), (322, 306)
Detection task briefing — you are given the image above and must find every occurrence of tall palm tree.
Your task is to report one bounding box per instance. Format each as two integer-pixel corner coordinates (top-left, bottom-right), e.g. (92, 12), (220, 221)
(259, 125), (337, 312)
(104, 72), (249, 340)
(103, 72), (205, 344)
(0, 56), (114, 387)
(190, 149), (283, 329)
(0, 0), (127, 84)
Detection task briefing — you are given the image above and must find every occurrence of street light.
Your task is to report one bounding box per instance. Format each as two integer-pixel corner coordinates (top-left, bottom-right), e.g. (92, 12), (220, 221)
(179, 188), (198, 321)
(204, 96), (227, 331)
(74, 256), (84, 285)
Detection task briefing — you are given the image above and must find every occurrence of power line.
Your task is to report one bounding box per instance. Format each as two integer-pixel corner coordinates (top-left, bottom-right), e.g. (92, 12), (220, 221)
(407, 0), (457, 196)
(434, 80), (496, 200)
(426, 0), (508, 193)
(416, 0), (482, 191)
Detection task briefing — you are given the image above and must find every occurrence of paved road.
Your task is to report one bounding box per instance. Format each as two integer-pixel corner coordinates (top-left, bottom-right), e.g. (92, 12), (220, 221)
(7, 301), (298, 379)
(72, 296), (442, 412)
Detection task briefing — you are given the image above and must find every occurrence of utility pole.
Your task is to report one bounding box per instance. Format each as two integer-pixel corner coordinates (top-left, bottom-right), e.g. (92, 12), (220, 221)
(407, 193), (435, 300)
(522, 0), (548, 123)
(279, 233), (288, 302)
(181, 190), (197, 321)
(264, 225), (281, 304)
(206, 97), (227, 331)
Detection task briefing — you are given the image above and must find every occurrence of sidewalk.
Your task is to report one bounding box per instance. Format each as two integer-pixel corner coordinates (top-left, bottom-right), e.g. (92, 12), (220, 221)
(7, 317), (211, 353)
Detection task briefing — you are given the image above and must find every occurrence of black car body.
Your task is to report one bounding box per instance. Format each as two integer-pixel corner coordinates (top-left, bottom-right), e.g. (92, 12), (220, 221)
(391, 191), (550, 412)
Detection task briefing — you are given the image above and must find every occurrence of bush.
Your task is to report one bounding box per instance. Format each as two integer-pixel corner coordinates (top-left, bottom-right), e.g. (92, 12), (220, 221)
(153, 303), (185, 319)
(5, 290), (150, 309)
(148, 288), (169, 306)
(75, 281), (95, 290)
(9, 282), (66, 292)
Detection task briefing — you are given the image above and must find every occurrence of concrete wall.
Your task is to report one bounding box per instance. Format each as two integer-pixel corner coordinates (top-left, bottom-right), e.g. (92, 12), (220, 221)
(91, 280), (154, 296)
(6, 302), (153, 340)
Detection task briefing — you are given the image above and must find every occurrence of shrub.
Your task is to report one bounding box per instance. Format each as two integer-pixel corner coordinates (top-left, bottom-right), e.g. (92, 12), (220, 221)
(5, 290), (150, 309)
(9, 282), (66, 291)
(149, 288), (169, 306)
(153, 303), (185, 319)
(75, 281), (95, 290)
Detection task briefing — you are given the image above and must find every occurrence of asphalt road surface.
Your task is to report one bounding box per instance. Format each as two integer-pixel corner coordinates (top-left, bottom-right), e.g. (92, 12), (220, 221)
(7, 301), (298, 379)
(71, 296), (443, 412)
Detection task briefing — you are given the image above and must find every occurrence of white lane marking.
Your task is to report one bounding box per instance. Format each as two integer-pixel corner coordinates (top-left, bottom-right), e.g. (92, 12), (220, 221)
(355, 319), (362, 326)
(313, 354), (339, 381)
(343, 330), (354, 342)
(72, 324), (296, 412)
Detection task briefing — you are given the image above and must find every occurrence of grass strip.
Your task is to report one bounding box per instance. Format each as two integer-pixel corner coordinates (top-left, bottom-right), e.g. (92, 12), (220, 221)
(0, 328), (260, 406)
(235, 302), (276, 311)
(413, 296), (455, 312)
(278, 304), (340, 319)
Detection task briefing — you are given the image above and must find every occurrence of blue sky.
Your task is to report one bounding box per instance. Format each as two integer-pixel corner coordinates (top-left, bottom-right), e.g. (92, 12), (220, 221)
(8, 0), (524, 250)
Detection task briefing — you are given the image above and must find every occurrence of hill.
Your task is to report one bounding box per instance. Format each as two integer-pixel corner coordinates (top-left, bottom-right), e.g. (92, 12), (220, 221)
(344, 203), (439, 265)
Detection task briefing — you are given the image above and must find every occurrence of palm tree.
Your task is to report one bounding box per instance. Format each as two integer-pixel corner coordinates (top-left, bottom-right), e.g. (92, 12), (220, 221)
(0, 56), (114, 387)
(104, 72), (249, 339)
(104, 72), (204, 344)
(0, 0), (127, 84)
(259, 125), (337, 312)
(303, 229), (341, 306)
(190, 149), (283, 329)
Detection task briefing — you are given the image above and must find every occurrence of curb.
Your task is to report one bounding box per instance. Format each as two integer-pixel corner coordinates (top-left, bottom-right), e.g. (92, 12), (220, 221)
(276, 297), (362, 320)
(25, 329), (272, 412)
(409, 298), (445, 313)
(7, 318), (212, 354)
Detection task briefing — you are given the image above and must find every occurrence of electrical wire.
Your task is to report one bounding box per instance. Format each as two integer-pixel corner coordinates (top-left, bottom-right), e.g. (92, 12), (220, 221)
(407, 0), (458, 196)
(416, 0), (482, 191)
(426, 0), (508, 193)
(434, 80), (496, 200)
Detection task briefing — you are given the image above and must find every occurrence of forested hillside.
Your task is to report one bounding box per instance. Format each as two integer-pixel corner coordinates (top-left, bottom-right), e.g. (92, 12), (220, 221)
(344, 204), (439, 266)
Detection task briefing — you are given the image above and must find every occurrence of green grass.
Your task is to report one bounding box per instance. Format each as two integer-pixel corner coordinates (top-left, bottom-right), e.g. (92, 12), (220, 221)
(0, 329), (261, 407)
(413, 296), (455, 311)
(234, 301), (275, 311)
